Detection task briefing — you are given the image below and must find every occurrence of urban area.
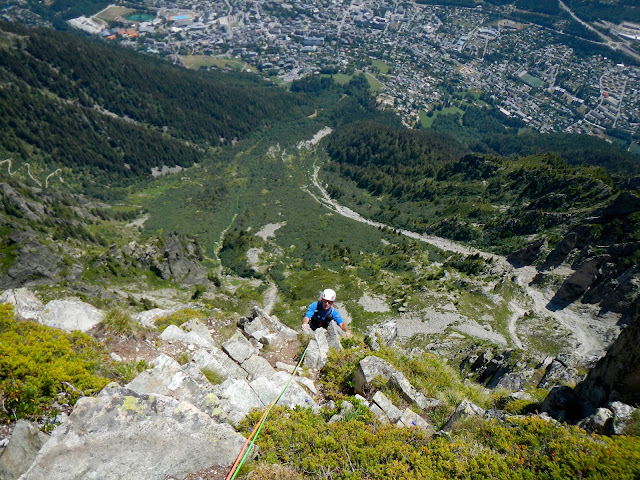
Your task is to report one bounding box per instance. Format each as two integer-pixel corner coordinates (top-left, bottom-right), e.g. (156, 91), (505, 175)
(4, 0), (640, 141)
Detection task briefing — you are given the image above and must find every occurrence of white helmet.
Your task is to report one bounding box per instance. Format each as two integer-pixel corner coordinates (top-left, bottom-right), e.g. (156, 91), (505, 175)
(321, 288), (336, 302)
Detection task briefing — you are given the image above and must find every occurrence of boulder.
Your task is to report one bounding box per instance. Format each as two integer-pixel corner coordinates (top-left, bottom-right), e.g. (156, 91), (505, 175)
(159, 321), (215, 350)
(303, 328), (329, 369)
(241, 354), (277, 381)
(17, 387), (245, 480)
(212, 379), (265, 425)
(39, 299), (103, 332)
(250, 371), (316, 409)
(222, 330), (258, 364)
(0, 288), (43, 320)
(192, 348), (247, 382)
(325, 321), (344, 351)
(353, 356), (396, 395)
(538, 359), (581, 389)
(387, 372), (439, 410)
(0, 420), (49, 480)
(609, 401), (637, 435)
(578, 407), (613, 434)
(442, 400), (486, 431)
(507, 238), (547, 268)
(125, 354), (222, 418)
(371, 391), (403, 422)
(365, 320), (398, 351)
(398, 408), (434, 434)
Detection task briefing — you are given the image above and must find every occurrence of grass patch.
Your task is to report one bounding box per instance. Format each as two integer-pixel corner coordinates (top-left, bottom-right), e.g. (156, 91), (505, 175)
(99, 307), (140, 336)
(180, 55), (257, 72)
(154, 308), (205, 332)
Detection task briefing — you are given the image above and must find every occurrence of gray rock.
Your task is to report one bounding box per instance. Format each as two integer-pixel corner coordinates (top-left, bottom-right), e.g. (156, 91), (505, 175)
(241, 354), (277, 381)
(295, 376), (318, 395)
(39, 300), (103, 332)
(17, 388), (245, 480)
(0, 288), (43, 320)
(0, 183), (43, 221)
(6, 236), (63, 288)
(0, 420), (49, 480)
(191, 348), (247, 382)
(212, 379), (265, 425)
(578, 408), (613, 434)
(353, 356), (396, 395)
(608, 401), (637, 435)
(365, 320), (398, 351)
(538, 359), (581, 389)
(398, 408), (434, 434)
(250, 371), (317, 410)
(442, 400), (486, 431)
(494, 369), (535, 391)
(159, 324), (215, 350)
(222, 330), (258, 364)
(303, 328), (329, 369)
(387, 371), (438, 410)
(369, 403), (390, 424)
(325, 321), (343, 351)
(125, 354), (222, 419)
(371, 391), (402, 422)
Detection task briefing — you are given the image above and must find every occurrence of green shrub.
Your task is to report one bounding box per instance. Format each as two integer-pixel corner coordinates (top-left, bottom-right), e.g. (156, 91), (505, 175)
(0, 303), (110, 426)
(154, 308), (205, 332)
(110, 360), (148, 384)
(100, 307), (139, 336)
(238, 407), (640, 480)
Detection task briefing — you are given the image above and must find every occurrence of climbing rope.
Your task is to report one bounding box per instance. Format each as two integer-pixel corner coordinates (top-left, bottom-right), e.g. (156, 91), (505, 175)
(225, 343), (310, 480)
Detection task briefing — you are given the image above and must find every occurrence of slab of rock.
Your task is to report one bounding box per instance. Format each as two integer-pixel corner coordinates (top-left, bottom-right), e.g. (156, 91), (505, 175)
(191, 348), (247, 382)
(303, 328), (329, 369)
(387, 372), (438, 410)
(442, 400), (486, 431)
(241, 354), (277, 381)
(354, 356), (396, 395)
(0, 289), (43, 320)
(398, 408), (434, 435)
(365, 320), (398, 351)
(371, 391), (402, 422)
(222, 331), (258, 364)
(212, 379), (265, 425)
(578, 407), (613, 434)
(0, 420), (49, 480)
(325, 321), (344, 351)
(125, 354), (221, 418)
(17, 387), (245, 480)
(39, 300), (103, 332)
(250, 371), (317, 410)
(609, 401), (637, 435)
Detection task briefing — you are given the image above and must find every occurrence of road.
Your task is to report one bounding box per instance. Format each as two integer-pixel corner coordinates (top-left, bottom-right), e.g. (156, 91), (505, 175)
(301, 132), (613, 355)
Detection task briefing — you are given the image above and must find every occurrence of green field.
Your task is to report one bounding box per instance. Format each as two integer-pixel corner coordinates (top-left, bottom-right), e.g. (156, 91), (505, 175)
(370, 58), (391, 74)
(519, 73), (544, 88)
(95, 6), (135, 22)
(420, 106), (465, 128)
(180, 55), (257, 73)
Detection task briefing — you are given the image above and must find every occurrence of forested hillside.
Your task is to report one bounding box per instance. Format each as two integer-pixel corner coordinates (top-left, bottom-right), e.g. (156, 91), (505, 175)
(0, 22), (306, 198)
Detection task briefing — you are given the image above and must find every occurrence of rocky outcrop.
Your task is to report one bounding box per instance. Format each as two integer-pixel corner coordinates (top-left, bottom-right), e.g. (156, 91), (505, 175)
(0, 289), (103, 332)
(0, 421), (48, 480)
(573, 306), (640, 408)
(17, 386), (245, 480)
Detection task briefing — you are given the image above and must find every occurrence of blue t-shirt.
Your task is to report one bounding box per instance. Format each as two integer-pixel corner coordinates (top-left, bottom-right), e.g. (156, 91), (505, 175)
(305, 301), (343, 328)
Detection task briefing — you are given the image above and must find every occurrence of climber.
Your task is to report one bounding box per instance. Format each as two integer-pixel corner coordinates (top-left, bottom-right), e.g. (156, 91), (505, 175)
(302, 288), (352, 336)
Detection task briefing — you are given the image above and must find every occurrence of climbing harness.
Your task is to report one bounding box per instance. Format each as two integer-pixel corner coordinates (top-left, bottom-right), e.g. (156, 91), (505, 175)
(225, 343), (310, 480)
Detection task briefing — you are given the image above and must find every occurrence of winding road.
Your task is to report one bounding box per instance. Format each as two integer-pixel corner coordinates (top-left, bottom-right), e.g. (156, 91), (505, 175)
(299, 130), (614, 355)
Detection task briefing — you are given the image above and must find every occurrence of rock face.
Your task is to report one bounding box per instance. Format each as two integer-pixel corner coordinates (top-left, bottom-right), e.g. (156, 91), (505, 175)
(0, 421), (49, 480)
(573, 306), (640, 408)
(506, 191), (640, 321)
(0, 289), (103, 332)
(17, 386), (245, 480)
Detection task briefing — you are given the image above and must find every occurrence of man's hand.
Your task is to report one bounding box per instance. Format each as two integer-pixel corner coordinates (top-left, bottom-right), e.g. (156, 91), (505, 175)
(301, 324), (312, 333)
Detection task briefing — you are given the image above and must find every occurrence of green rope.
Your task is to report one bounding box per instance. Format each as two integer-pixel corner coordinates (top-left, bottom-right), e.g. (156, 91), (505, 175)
(229, 344), (310, 480)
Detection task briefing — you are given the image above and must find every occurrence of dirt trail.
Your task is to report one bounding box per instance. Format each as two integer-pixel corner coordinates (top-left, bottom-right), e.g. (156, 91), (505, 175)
(304, 144), (615, 355)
